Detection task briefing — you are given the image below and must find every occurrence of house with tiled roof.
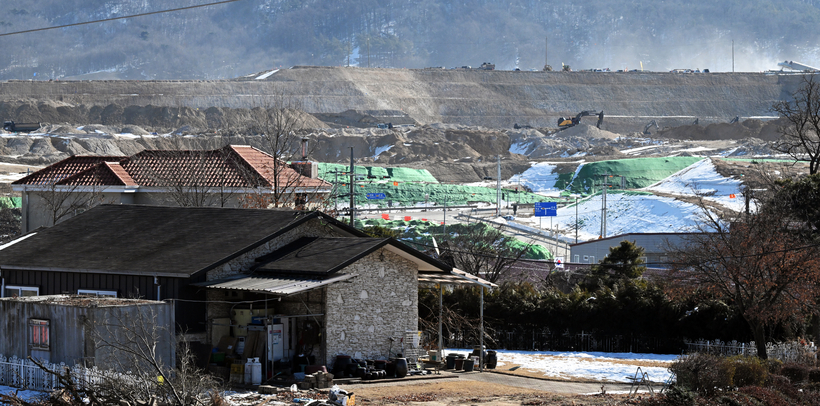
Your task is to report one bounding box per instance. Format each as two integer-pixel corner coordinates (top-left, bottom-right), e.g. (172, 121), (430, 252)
(12, 145), (332, 233)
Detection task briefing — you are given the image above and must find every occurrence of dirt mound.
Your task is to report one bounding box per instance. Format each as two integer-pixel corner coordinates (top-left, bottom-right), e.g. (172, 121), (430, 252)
(658, 118), (784, 141)
(555, 123), (621, 139)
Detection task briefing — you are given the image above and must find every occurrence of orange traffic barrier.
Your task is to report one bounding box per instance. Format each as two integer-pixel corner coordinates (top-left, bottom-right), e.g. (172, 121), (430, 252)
(382, 213), (390, 220)
(404, 216), (411, 221)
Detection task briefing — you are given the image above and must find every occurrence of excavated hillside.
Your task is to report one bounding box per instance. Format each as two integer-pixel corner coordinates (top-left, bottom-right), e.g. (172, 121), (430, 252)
(0, 67), (802, 131)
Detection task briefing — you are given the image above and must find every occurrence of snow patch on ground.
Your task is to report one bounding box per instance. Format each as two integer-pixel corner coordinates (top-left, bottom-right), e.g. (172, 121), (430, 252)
(644, 159), (747, 212)
(520, 193), (703, 241)
(509, 163), (559, 193)
(374, 145), (394, 157)
(443, 349), (676, 383)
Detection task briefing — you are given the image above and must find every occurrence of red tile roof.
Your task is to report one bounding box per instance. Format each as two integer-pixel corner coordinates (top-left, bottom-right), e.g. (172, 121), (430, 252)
(13, 145), (330, 190)
(12, 156), (127, 186)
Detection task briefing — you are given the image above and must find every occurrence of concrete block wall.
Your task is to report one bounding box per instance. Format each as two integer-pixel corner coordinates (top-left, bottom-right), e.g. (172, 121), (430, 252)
(324, 248), (418, 365)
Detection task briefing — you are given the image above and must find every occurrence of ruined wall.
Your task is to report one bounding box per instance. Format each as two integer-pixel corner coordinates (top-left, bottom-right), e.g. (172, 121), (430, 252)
(324, 248), (419, 365)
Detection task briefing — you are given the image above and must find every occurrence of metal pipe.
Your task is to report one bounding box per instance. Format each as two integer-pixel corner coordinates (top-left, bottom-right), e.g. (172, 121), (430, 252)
(480, 287), (484, 371)
(438, 284), (443, 355)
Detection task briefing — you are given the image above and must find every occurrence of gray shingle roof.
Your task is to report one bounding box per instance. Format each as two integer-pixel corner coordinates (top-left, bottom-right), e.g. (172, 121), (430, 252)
(253, 237), (390, 275)
(0, 205), (319, 277)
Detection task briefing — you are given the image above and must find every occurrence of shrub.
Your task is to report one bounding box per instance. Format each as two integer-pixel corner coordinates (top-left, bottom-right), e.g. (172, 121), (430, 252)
(809, 367), (820, 383)
(781, 362), (810, 383)
(764, 359), (783, 375)
(662, 385), (697, 406)
(670, 353), (733, 395)
(738, 386), (791, 406)
(729, 355), (768, 387)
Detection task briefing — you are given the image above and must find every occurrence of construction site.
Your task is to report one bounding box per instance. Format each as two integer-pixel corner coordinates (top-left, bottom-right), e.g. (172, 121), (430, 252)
(0, 66), (810, 255)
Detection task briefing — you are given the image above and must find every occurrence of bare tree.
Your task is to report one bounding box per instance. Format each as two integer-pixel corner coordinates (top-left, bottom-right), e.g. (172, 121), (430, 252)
(667, 203), (820, 359)
(37, 168), (110, 227)
(772, 75), (820, 174)
(133, 135), (234, 208)
(0, 305), (224, 406)
(439, 224), (532, 283)
(246, 94), (320, 208)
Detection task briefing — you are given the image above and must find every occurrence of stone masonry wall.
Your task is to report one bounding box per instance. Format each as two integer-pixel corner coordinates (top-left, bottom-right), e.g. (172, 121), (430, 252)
(205, 217), (344, 333)
(324, 248), (418, 366)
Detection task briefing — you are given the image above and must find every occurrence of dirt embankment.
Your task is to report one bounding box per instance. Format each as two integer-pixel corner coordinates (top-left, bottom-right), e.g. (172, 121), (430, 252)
(0, 68), (802, 130)
(0, 100), (326, 134)
(657, 118), (785, 141)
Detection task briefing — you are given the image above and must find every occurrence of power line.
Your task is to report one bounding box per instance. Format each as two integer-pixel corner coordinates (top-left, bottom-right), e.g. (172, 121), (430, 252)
(0, 0), (244, 38)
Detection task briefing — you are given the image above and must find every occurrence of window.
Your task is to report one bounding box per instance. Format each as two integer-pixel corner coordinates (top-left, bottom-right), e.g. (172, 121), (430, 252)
(3, 286), (38, 298)
(77, 289), (117, 298)
(573, 255), (579, 263)
(583, 255), (589, 263)
(590, 256), (595, 264)
(30, 319), (50, 350)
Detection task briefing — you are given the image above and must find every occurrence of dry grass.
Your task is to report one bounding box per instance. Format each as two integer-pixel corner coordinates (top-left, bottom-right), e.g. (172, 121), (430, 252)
(350, 380), (637, 405)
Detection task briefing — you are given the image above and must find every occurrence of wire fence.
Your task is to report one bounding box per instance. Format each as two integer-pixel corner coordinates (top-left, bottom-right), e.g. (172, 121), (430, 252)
(439, 328), (684, 354)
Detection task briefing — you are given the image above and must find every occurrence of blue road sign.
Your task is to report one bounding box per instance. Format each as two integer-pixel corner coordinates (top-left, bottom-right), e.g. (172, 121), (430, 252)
(534, 202), (557, 217)
(366, 193), (386, 200)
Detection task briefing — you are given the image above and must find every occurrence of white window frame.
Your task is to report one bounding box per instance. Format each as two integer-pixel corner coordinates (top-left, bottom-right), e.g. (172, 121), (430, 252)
(77, 289), (117, 298)
(573, 255), (580, 263)
(29, 319), (50, 351)
(590, 256), (596, 264)
(583, 255), (589, 263)
(3, 285), (39, 298)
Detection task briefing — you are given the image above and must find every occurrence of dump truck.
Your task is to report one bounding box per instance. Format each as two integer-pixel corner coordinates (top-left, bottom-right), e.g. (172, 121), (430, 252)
(3, 121), (41, 132)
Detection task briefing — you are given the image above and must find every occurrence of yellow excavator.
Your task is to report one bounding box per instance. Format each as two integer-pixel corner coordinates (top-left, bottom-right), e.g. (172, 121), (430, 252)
(557, 110), (604, 129)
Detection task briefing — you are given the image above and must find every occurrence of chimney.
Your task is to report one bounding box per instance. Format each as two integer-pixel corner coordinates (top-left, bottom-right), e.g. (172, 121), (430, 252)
(301, 137), (308, 160)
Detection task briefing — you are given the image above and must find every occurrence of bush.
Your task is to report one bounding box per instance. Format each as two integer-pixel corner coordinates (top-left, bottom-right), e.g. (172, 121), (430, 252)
(781, 362), (810, 383)
(809, 367), (820, 383)
(738, 386), (791, 406)
(729, 355), (768, 387)
(764, 358), (783, 375)
(662, 385), (697, 406)
(670, 353), (733, 395)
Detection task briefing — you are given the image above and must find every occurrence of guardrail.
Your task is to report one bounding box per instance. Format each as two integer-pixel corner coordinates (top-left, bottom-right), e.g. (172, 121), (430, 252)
(456, 213), (570, 257)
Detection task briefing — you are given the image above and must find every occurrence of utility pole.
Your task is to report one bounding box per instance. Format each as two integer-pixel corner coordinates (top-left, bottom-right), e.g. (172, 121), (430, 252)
(575, 196), (579, 244)
(443, 200), (447, 235)
(349, 147), (355, 227)
(545, 36), (548, 69)
(496, 156), (501, 216)
(600, 174), (610, 238)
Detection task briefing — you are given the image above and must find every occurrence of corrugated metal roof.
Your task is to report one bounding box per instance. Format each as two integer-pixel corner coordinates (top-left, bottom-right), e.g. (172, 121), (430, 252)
(418, 269), (497, 288)
(198, 273), (358, 295)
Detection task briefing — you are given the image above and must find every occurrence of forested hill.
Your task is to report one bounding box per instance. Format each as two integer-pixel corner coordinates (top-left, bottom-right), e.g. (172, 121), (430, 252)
(2, 0), (820, 80)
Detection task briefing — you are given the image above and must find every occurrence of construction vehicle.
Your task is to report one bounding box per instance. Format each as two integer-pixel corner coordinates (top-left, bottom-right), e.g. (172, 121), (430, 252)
(557, 111), (604, 129)
(643, 120), (659, 135)
(3, 121), (41, 133)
